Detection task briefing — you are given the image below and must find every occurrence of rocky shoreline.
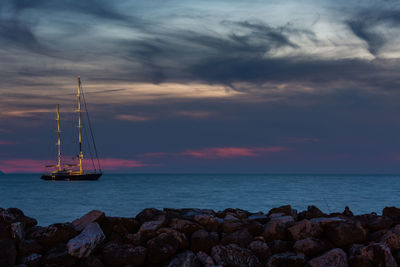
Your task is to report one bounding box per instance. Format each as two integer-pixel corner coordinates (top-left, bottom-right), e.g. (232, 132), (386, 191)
(3, 206), (400, 266)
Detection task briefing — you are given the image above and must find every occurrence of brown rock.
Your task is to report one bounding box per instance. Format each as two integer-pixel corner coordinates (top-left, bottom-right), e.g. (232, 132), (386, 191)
(211, 244), (260, 267)
(380, 225), (400, 250)
(249, 240), (271, 261)
(147, 233), (180, 264)
(44, 244), (77, 266)
(268, 205), (293, 216)
(220, 228), (253, 248)
(136, 208), (165, 224)
(100, 216), (140, 240)
(299, 205), (326, 220)
(360, 242), (397, 267)
(266, 252), (305, 267)
(263, 220), (288, 242)
(102, 242), (147, 266)
(28, 223), (77, 248)
(158, 227), (189, 250)
(194, 214), (219, 232)
(383, 206), (400, 223)
(222, 215), (243, 233)
(245, 220), (264, 236)
(324, 221), (366, 247)
(6, 208), (37, 229)
(288, 219), (322, 240)
(169, 218), (202, 236)
(72, 210), (105, 232)
(353, 214), (393, 231)
(294, 237), (329, 257)
(166, 250), (201, 267)
(348, 255), (374, 267)
(307, 248), (348, 267)
(0, 239), (16, 267)
(248, 213), (269, 224)
(191, 229), (219, 253)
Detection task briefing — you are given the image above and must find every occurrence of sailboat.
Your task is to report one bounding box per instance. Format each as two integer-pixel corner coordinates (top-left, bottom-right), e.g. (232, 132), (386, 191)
(41, 77), (102, 181)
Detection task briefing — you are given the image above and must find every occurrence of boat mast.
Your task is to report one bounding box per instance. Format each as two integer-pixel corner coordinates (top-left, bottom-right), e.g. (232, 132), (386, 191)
(56, 104), (62, 171)
(77, 76), (83, 174)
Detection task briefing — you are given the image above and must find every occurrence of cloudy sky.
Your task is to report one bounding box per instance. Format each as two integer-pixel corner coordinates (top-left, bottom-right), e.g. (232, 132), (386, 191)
(1, 0), (400, 173)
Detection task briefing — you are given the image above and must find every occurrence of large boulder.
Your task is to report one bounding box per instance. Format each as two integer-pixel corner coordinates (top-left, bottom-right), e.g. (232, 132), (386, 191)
(157, 227), (189, 250)
(169, 218), (203, 236)
(288, 219), (322, 240)
(324, 221), (366, 247)
(28, 223), (77, 248)
(220, 228), (253, 248)
(18, 239), (43, 256)
(263, 220), (288, 242)
(353, 214), (393, 231)
(307, 248), (348, 267)
(211, 244), (260, 267)
(100, 216), (140, 242)
(136, 208), (165, 224)
(166, 250), (202, 267)
(294, 237), (329, 257)
(268, 205), (294, 216)
(72, 210), (105, 232)
(245, 220), (264, 236)
(146, 233), (180, 264)
(383, 206), (400, 223)
(249, 240), (271, 261)
(191, 229), (219, 253)
(67, 222), (106, 258)
(248, 213), (269, 224)
(194, 214), (219, 232)
(380, 225), (400, 250)
(266, 252), (305, 267)
(0, 239), (16, 267)
(360, 242), (397, 267)
(196, 251), (215, 266)
(222, 215), (244, 233)
(6, 208), (37, 229)
(44, 244), (78, 266)
(102, 242), (147, 266)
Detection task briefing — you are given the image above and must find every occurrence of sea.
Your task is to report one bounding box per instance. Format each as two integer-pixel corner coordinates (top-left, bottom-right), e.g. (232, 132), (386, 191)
(1, 173), (400, 226)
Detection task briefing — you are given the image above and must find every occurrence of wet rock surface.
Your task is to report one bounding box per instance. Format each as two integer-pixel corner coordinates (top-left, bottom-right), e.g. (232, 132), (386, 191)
(4, 206), (400, 266)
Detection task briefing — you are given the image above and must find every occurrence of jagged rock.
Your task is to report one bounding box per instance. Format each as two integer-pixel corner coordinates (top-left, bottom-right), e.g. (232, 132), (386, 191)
(211, 244), (260, 267)
(166, 250), (201, 267)
(44, 244), (77, 266)
(196, 251), (215, 266)
(136, 208), (165, 224)
(18, 253), (42, 267)
(28, 223), (77, 248)
(266, 252), (305, 267)
(222, 215), (243, 233)
(307, 248), (348, 267)
(360, 242), (397, 267)
(169, 218), (202, 236)
(78, 255), (105, 267)
(383, 206), (400, 223)
(268, 240), (294, 254)
(0, 239), (17, 267)
(220, 228), (253, 248)
(67, 222), (106, 258)
(18, 239), (43, 256)
(294, 237), (329, 257)
(324, 221), (366, 247)
(11, 222), (25, 242)
(100, 216), (140, 241)
(268, 205), (293, 216)
(158, 227), (189, 250)
(248, 213), (269, 224)
(191, 229), (219, 253)
(6, 208), (37, 229)
(263, 219), (288, 242)
(194, 214), (219, 232)
(249, 240), (271, 261)
(127, 219), (165, 245)
(380, 225), (400, 250)
(298, 205), (326, 220)
(288, 219), (322, 240)
(102, 242), (146, 266)
(353, 214), (393, 231)
(72, 210), (105, 232)
(147, 233), (180, 264)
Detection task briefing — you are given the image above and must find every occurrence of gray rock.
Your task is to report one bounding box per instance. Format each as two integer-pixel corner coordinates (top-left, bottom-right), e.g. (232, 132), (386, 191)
(72, 210), (105, 232)
(307, 248), (348, 267)
(67, 222), (105, 258)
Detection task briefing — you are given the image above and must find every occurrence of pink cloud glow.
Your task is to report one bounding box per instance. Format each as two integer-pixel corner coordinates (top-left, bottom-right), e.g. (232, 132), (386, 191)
(0, 158), (146, 173)
(0, 140), (18, 145)
(181, 146), (289, 159)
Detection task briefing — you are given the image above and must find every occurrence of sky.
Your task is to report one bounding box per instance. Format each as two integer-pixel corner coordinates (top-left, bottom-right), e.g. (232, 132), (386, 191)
(1, 0), (400, 173)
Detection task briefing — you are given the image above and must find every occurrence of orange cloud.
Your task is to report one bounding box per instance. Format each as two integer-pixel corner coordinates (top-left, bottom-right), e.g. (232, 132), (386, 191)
(116, 114), (150, 121)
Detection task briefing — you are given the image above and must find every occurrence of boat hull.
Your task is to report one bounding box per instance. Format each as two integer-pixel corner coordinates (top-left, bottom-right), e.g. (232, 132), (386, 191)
(41, 173), (102, 181)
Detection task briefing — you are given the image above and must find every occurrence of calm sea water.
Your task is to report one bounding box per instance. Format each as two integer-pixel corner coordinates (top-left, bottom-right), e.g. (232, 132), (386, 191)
(1, 173), (400, 226)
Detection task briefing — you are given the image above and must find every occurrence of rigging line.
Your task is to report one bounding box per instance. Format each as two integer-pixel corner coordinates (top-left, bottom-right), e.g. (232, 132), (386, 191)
(82, 116), (96, 171)
(81, 84), (102, 172)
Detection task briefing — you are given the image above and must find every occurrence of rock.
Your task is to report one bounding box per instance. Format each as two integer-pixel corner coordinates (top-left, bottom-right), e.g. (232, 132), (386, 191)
(19, 253), (42, 267)
(294, 237), (329, 257)
(288, 219), (321, 240)
(324, 221), (366, 247)
(140, 220), (165, 233)
(196, 251), (215, 266)
(383, 206), (400, 223)
(245, 220), (264, 236)
(102, 242), (146, 266)
(67, 222), (106, 258)
(380, 225), (400, 250)
(263, 220), (288, 242)
(0, 239), (17, 267)
(136, 208), (165, 223)
(268, 205), (293, 216)
(6, 208), (37, 229)
(298, 205), (326, 220)
(166, 250), (201, 267)
(169, 218), (203, 236)
(191, 229), (219, 253)
(194, 214), (219, 232)
(18, 239), (43, 256)
(249, 240), (271, 261)
(268, 240), (294, 254)
(353, 214), (393, 231)
(222, 215), (243, 233)
(310, 217), (345, 226)
(220, 228), (253, 248)
(266, 252), (305, 267)
(147, 233), (180, 264)
(44, 244), (77, 266)
(224, 208), (250, 219)
(342, 206), (353, 217)
(307, 248), (348, 267)
(211, 244), (260, 267)
(28, 223), (77, 248)
(360, 242), (397, 267)
(11, 222), (25, 242)
(157, 227), (189, 250)
(127, 219), (165, 245)
(348, 255), (374, 267)
(72, 210), (105, 232)
(78, 255), (105, 267)
(248, 213), (269, 224)
(100, 216), (140, 241)
(270, 215), (294, 224)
